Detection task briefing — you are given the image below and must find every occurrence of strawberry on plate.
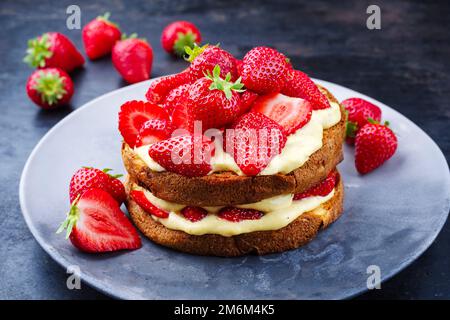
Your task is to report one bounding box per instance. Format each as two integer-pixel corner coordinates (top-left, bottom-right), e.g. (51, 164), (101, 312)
(69, 167), (126, 204)
(135, 118), (174, 147)
(130, 190), (169, 218)
(240, 46), (291, 94)
(251, 93), (312, 135)
(341, 98), (382, 145)
(161, 21), (202, 56)
(218, 207), (264, 222)
(294, 170), (338, 200)
(237, 90), (258, 116)
(163, 83), (191, 115)
(24, 32), (84, 72)
(145, 71), (190, 104)
(181, 206), (208, 222)
(57, 188), (141, 253)
(112, 34), (153, 84)
(355, 122), (398, 174)
(26, 68), (74, 109)
(228, 112), (287, 176)
(82, 12), (122, 60)
(148, 134), (215, 177)
(282, 69), (330, 110)
(118, 100), (170, 148)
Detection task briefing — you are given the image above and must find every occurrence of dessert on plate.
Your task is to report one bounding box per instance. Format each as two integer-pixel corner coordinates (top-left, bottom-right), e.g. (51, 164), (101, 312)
(118, 45), (345, 256)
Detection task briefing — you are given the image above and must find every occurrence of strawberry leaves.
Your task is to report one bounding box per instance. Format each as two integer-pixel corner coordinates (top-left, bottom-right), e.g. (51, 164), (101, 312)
(205, 65), (245, 99)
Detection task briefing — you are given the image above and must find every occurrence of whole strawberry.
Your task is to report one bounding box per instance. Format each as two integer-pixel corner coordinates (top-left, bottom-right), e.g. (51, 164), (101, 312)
(185, 45), (239, 82)
(69, 167), (126, 204)
(24, 32), (84, 72)
(241, 46), (291, 94)
(342, 98), (382, 145)
(26, 68), (74, 109)
(112, 34), (153, 84)
(161, 21), (202, 56)
(82, 12), (121, 60)
(145, 71), (190, 104)
(355, 122), (398, 174)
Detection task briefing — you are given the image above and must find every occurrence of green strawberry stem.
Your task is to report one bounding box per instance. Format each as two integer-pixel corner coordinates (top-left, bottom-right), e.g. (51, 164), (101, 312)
(205, 65), (245, 99)
(173, 31), (198, 57)
(56, 195), (80, 239)
(184, 43), (208, 62)
(23, 33), (53, 68)
(97, 12), (120, 29)
(33, 71), (67, 106)
(346, 121), (358, 138)
(121, 33), (146, 42)
(102, 168), (123, 179)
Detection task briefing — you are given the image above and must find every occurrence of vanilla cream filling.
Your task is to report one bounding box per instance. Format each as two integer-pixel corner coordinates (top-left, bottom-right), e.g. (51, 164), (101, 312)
(131, 184), (335, 237)
(134, 95), (341, 176)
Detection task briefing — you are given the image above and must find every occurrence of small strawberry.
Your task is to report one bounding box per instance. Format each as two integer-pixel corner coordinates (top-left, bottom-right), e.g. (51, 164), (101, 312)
(163, 83), (191, 115)
(342, 98), (382, 145)
(227, 112), (287, 176)
(112, 34), (153, 84)
(181, 206), (208, 222)
(145, 71), (190, 104)
(185, 45), (239, 82)
(237, 90), (258, 116)
(118, 100), (170, 148)
(26, 68), (74, 109)
(294, 170), (338, 200)
(218, 207), (264, 222)
(240, 46), (290, 94)
(161, 21), (202, 56)
(135, 118), (173, 147)
(57, 188), (141, 253)
(130, 190), (169, 218)
(82, 12), (121, 60)
(282, 69), (330, 110)
(69, 167), (126, 204)
(24, 32), (84, 72)
(355, 122), (398, 174)
(148, 134), (215, 177)
(251, 93), (312, 135)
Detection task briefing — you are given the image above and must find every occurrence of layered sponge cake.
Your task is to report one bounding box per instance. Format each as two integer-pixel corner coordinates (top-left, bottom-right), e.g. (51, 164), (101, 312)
(118, 45), (345, 256)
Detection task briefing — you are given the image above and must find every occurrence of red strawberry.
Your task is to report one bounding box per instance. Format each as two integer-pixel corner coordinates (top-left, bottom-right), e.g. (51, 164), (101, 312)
(118, 100), (170, 148)
(135, 119), (173, 147)
(237, 90), (258, 116)
(228, 112), (287, 176)
(218, 207), (264, 222)
(251, 93), (312, 135)
(24, 32), (84, 72)
(148, 134), (214, 177)
(26, 68), (74, 109)
(241, 46), (290, 94)
(57, 188), (141, 253)
(181, 206), (208, 222)
(163, 83), (191, 115)
(186, 65), (244, 130)
(145, 71), (190, 104)
(69, 167), (126, 204)
(294, 170), (338, 200)
(342, 98), (382, 145)
(355, 123), (398, 174)
(235, 59), (243, 76)
(130, 190), (169, 218)
(170, 101), (196, 133)
(161, 21), (202, 56)
(282, 70), (330, 110)
(82, 12), (121, 60)
(112, 34), (153, 84)
(185, 45), (238, 81)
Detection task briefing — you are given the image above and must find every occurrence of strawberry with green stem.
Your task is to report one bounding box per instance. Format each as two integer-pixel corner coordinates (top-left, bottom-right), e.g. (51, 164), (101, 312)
(161, 21), (202, 57)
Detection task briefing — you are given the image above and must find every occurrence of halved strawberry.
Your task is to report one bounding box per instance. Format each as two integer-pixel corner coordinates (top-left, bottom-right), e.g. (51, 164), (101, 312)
(251, 93), (312, 135)
(118, 100), (170, 148)
(181, 206), (208, 222)
(293, 170), (338, 200)
(145, 71), (190, 104)
(57, 188), (141, 253)
(130, 190), (169, 218)
(218, 207), (264, 222)
(135, 119), (173, 147)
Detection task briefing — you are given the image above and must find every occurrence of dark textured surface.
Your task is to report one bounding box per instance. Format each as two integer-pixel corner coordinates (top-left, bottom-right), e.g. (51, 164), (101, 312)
(0, 0), (449, 299)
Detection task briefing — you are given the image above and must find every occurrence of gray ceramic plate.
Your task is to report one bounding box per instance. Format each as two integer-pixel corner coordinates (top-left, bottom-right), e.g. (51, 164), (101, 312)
(19, 79), (450, 300)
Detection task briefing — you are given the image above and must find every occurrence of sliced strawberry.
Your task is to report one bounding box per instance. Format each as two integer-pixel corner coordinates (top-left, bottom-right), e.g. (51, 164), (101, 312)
(251, 93), (312, 135)
(181, 206), (208, 222)
(145, 71), (190, 104)
(148, 134), (214, 177)
(218, 207), (264, 222)
(57, 188), (141, 253)
(294, 170), (338, 200)
(135, 119), (173, 147)
(118, 100), (170, 148)
(130, 190), (169, 218)
(237, 90), (258, 116)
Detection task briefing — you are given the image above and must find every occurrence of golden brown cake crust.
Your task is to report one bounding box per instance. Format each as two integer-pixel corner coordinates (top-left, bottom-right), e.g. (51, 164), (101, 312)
(122, 86), (345, 207)
(125, 173), (344, 257)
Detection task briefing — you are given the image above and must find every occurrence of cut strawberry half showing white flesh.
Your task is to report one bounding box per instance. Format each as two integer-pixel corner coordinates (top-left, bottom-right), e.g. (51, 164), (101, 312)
(251, 93), (312, 135)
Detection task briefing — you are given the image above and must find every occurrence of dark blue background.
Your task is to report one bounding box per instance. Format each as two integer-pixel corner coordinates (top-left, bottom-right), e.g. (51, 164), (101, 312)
(0, 0), (449, 299)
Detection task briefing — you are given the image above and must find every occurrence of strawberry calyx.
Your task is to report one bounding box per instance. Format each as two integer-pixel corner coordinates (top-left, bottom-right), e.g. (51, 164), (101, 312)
(97, 12), (120, 29)
(205, 65), (245, 99)
(24, 33), (53, 68)
(173, 31), (197, 57)
(121, 33), (146, 42)
(184, 43), (208, 62)
(56, 195), (81, 239)
(32, 70), (67, 106)
(82, 166), (123, 179)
